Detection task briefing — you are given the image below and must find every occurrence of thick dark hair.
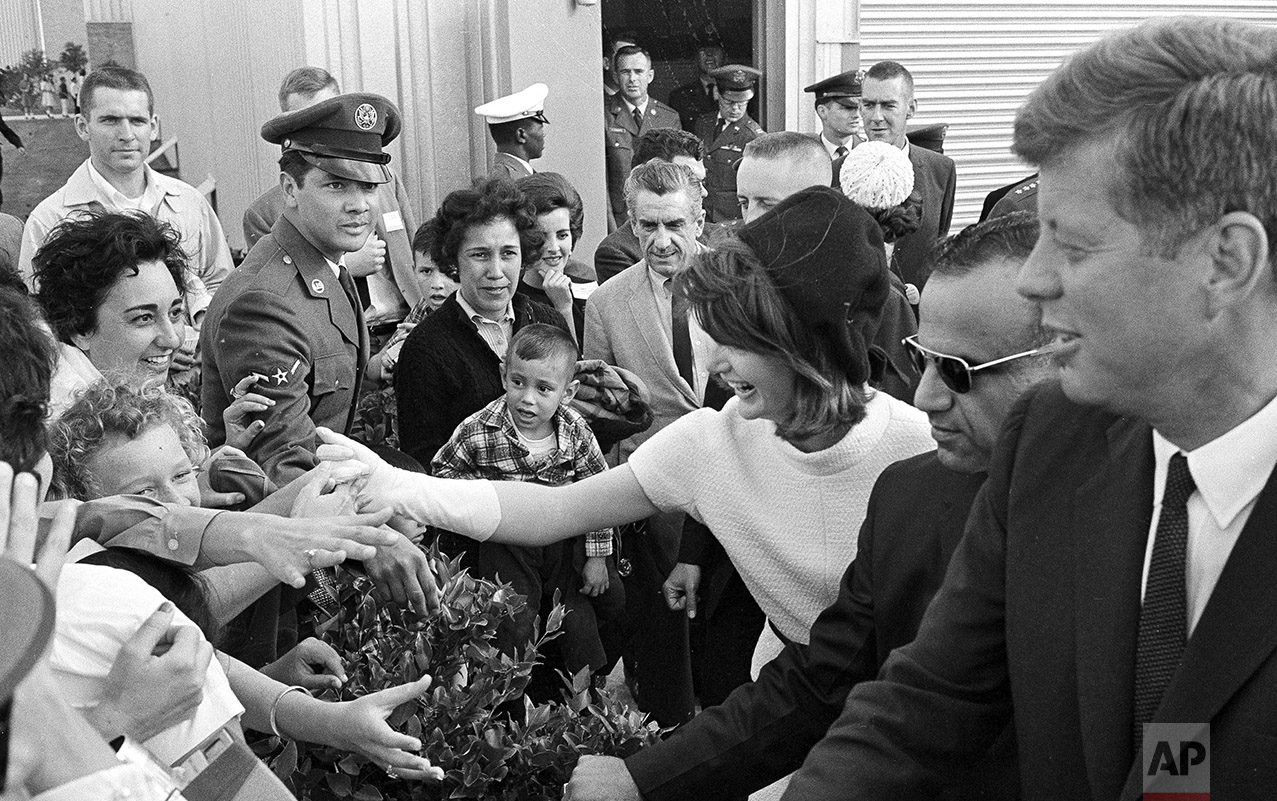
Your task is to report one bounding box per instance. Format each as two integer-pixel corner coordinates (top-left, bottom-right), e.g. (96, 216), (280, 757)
(33, 210), (189, 345)
(277, 66), (337, 111)
(632, 127), (704, 168)
(278, 149), (315, 188)
(872, 189), (924, 244)
(865, 61), (915, 96)
(676, 235), (868, 442)
(488, 117), (539, 147)
(420, 178), (542, 270)
(932, 211), (1040, 279)
(80, 65), (154, 116)
(506, 323), (578, 384)
(0, 287), (57, 474)
(612, 45), (652, 71)
(517, 172), (585, 245)
(410, 222), (458, 282)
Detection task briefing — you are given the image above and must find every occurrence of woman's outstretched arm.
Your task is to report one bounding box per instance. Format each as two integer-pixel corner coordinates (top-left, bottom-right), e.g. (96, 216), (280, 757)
(316, 428), (660, 546)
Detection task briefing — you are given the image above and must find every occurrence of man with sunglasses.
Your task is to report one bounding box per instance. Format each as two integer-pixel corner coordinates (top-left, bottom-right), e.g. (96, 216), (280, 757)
(786, 18), (1277, 800)
(566, 212), (1050, 801)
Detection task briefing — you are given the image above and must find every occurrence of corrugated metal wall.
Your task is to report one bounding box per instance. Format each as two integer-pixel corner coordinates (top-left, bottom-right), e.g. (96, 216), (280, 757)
(0, 0), (41, 67)
(857, 1), (1277, 230)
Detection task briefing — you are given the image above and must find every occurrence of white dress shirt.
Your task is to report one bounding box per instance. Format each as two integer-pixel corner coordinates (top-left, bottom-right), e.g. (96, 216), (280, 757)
(456, 292), (515, 363)
(1143, 391), (1277, 634)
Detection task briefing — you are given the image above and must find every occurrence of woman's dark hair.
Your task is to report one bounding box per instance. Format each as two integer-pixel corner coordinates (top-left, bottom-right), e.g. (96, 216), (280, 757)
(872, 189), (924, 244)
(419, 178), (542, 270)
(517, 172), (585, 245)
(78, 546), (220, 644)
(33, 210), (189, 344)
(0, 287), (58, 474)
(677, 234), (868, 442)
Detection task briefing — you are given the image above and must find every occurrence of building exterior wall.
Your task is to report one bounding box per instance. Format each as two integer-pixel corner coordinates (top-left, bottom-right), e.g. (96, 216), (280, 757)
(0, 1), (41, 69)
(40, 0), (87, 61)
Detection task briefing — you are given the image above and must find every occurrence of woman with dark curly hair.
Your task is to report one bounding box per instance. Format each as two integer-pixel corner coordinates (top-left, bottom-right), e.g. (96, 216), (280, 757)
(515, 172), (598, 344)
(395, 178), (568, 465)
(33, 209), (194, 417)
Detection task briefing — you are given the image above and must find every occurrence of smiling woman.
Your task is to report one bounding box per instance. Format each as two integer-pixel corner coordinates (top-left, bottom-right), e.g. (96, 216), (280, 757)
(32, 210), (190, 418)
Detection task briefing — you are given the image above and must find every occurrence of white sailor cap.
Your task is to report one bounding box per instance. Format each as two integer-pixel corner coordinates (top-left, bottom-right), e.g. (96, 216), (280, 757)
(474, 83), (550, 125)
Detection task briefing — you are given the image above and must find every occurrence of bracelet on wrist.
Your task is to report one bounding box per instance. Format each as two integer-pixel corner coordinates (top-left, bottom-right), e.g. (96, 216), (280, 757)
(269, 685), (311, 739)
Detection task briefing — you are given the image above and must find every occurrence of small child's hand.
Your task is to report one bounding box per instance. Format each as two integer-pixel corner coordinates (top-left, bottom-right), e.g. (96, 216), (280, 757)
(581, 556), (609, 597)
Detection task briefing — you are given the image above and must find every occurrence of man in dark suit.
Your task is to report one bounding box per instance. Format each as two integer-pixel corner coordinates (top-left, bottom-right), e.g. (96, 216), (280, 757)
(474, 82), (549, 181)
(565, 213), (1051, 801)
(593, 128), (706, 284)
(668, 43), (723, 132)
(861, 61), (955, 290)
(782, 18), (1277, 801)
(693, 65), (763, 223)
(604, 46), (681, 229)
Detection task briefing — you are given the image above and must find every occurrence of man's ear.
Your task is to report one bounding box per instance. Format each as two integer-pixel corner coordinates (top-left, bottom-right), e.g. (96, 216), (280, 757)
(906, 97), (917, 119)
(74, 113), (90, 142)
(1204, 211), (1271, 316)
(515, 124), (529, 145)
(279, 172), (300, 208)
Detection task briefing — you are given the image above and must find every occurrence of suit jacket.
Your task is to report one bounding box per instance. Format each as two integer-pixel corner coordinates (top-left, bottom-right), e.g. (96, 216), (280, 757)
(486, 152), (534, 182)
(891, 143), (956, 289)
(604, 97), (682, 222)
(242, 174), (420, 308)
(201, 215), (368, 486)
(694, 112), (764, 223)
(627, 451), (1016, 800)
(668, 79), (719, 132)
(786, 381), (1277, 800)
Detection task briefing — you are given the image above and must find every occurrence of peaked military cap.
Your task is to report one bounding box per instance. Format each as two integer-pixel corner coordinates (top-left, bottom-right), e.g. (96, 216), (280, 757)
(475, 83), (550, 125)
(804, 69), (866, 106)
(262, 92), (401, 184)
(710, 65), (762, 93)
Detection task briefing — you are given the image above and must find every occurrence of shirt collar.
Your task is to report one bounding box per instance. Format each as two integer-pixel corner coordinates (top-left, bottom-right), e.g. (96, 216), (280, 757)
(1152, 391), (1277, 529)
(455, 292), (514, 325)
(503, 153), (533, 173)
(324, 256), (345, 280)
(82, 158), (168, 208)
(623, 97), (649, 117)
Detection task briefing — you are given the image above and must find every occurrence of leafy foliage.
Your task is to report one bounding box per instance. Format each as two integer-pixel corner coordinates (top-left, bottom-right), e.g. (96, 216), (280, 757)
(267, 545), (659, 800)
(59, 43), (87, 74)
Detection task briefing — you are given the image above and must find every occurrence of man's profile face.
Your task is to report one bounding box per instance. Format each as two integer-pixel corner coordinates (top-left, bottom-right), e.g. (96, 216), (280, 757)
(736, 155), (829, 223)
(717, 89), (752, 124)
(860, 75), (914, 147)
(816, 99), (864, 141)
(913, 265), (1049, 474)
(76, 87), (156, 178)
(615, 52), (654, 104)
(282, 165), (378, 263)
(282, 83), (338, 113)
(630, 188), (703, 277)
(523, 120), (546, 160)
(1015, 138), (1202, 418)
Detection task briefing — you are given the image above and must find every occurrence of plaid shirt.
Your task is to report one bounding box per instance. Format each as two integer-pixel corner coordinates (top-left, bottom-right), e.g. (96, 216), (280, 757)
(432, 397), (614, 556)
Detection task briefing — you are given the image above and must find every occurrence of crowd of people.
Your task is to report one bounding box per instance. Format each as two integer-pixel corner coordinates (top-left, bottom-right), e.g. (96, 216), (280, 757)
(0, 14), (1274, 801)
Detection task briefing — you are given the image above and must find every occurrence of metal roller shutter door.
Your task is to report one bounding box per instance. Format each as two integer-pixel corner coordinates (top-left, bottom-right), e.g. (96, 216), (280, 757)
(857, 1), (1277, 230)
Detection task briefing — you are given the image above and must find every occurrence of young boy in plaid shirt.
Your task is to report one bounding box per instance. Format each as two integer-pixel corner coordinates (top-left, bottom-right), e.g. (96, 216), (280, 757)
(432, 324), (623, 687)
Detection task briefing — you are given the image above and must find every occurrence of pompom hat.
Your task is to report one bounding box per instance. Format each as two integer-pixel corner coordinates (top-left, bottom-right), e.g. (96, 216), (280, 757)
(839, 140), (915, 211)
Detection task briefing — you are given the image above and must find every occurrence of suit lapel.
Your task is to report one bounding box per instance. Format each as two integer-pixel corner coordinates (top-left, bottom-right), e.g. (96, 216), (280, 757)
(610, 101), (638, 137)
(623, 262), (698, 406)
(1073, 416), (1153, 799)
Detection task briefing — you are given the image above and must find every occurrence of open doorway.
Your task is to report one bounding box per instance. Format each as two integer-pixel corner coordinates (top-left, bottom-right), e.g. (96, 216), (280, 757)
(602, 0), (765, 128)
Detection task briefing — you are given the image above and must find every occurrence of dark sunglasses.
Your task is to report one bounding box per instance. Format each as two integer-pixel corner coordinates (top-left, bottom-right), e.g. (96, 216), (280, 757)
(902, 334), (1048, 394)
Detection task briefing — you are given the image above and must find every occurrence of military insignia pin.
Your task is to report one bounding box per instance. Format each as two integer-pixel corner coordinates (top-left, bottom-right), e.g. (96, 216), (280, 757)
(311, 278), (325, 294)
(354, 103), (377, 130)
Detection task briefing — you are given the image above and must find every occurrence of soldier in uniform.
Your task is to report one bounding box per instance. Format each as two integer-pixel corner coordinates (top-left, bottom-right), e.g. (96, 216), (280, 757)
(804, 69), (867, 168)
(694, 65), (763, 223)
(202, 93), (400, 486)
(475, 82), (550, 181)
(603, 45), (681, 229)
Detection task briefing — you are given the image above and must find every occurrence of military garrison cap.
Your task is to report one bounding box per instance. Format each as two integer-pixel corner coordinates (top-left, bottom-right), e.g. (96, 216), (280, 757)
(474, 83), (550, 125)
(261, 92), (401, 184)
(804, 69), (866, 106)
(710, 65), (761, 93)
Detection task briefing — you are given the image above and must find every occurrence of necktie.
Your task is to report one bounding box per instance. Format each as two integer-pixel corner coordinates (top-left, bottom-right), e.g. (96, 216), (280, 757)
(716, 118), (729, 139)
(669, 280), (696, 389)
(1133, 452), (1196, 744)
(632, 107), (644, 132)
(834, 145), (848, 160)
(337, 265), (361, 316)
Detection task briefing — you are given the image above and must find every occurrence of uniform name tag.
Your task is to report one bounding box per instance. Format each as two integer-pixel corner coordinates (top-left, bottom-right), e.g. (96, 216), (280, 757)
(382, 210), (405, 232)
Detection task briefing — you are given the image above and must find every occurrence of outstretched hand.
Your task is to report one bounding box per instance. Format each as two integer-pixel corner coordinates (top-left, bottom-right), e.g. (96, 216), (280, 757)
(315, 427), (411, 517)
(328, 675), (444, 781)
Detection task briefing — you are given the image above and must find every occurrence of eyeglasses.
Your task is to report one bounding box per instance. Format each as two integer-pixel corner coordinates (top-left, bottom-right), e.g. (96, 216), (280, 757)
(902, 334), (1048, 394)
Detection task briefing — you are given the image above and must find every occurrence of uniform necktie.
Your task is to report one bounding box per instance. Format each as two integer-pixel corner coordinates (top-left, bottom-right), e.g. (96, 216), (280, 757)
(716, 118), (729, 139)
(337, 265), (361, 316)
(1133, 452), (1196, 745)
(834, 145), (848, 160)
(632, 107), (644, 132)
(668, 279), (696, 389)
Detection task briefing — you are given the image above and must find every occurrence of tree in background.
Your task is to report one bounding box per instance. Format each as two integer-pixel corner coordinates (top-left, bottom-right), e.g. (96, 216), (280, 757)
(59, 43), (87, 75)
(17, 49), (48, 81)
